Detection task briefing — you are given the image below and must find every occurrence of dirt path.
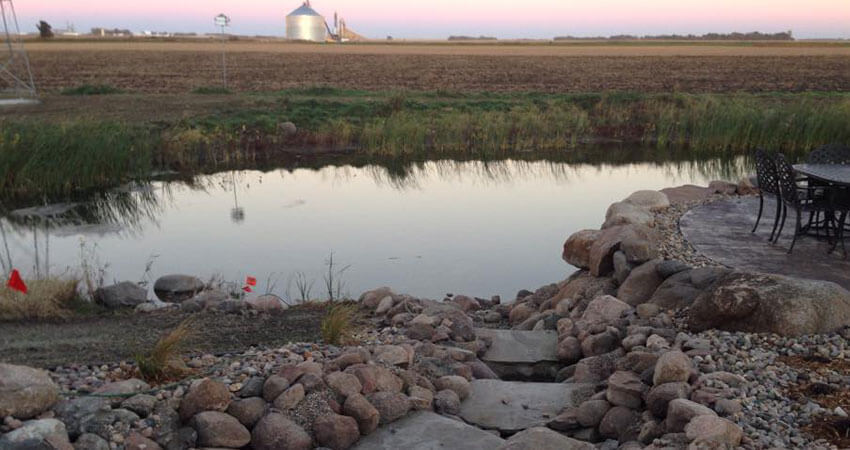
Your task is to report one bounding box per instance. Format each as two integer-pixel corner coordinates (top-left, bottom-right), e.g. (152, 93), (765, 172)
(0, 308), (323, 369)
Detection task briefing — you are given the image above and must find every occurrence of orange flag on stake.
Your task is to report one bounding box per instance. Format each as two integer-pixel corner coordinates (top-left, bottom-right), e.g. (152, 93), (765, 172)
(6, 269), (27, 294)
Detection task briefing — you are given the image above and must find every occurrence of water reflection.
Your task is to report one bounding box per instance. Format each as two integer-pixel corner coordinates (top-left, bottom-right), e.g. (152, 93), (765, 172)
(0, 155), (749, 300)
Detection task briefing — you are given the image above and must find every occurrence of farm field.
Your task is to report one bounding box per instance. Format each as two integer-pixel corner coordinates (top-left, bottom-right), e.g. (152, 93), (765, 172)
(24, 40), (850, 94)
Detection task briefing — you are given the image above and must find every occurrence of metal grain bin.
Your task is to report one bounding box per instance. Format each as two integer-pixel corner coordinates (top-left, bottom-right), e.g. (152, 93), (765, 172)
(286, 2), (327, 42)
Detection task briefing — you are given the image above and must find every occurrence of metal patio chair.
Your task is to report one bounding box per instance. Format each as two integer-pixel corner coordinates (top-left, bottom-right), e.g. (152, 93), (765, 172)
(751, 149), (782, 241)
(774, 153), (836, 254)
(808, 143), (850, 165)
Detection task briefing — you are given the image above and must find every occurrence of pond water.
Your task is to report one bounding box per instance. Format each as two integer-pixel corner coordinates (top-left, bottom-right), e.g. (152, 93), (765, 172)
(0, 156), (747, 301)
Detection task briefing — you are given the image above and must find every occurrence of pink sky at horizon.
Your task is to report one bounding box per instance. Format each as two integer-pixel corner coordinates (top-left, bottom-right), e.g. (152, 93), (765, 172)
(16, 0), (850, 39)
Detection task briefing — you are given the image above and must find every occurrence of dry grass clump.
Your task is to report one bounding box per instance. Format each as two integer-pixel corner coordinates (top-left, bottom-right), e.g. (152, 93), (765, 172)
(321, 303), (359, 346)
(134, 319), (195, 383)
(0, 278), (79, 321)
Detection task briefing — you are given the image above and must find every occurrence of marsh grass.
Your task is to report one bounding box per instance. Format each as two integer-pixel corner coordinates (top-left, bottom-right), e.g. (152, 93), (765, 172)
(61, 84), (124, 96)
(134, 319), (195, 383)
(0, 278), (80, 321)
(2, 90), (849, 200)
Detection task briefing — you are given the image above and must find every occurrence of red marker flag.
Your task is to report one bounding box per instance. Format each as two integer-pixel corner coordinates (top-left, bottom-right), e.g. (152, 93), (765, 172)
(246, 276), (257, 287)
(242, 286), (253, 293)
(6, 269), (27, 294)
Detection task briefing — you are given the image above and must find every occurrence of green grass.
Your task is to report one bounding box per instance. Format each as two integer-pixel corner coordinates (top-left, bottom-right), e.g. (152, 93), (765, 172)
(1, 89), (849, 200)
(192, 86), (233, 95)
(61, 84), (124, 96)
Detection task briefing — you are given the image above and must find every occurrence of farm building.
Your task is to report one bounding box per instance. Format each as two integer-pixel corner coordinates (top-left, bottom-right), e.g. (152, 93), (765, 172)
(286, 2), (327, 42)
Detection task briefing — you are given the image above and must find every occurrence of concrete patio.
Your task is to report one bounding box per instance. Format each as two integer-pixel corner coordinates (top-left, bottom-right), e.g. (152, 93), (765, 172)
(680, 196), (850, 290)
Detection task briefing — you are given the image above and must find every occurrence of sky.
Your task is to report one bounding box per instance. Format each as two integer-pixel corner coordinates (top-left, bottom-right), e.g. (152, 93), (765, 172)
(16, 0), (850, 39)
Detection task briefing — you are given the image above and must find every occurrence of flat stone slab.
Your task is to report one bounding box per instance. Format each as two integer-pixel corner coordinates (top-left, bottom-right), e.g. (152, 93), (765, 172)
(476, 328), (558, 364)
(458, 380), (594, 433)
(352, 411), (505, 450)
(680, 197), (850, 290)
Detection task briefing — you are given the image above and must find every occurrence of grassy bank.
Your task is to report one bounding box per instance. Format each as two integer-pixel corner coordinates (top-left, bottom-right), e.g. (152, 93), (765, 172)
(1, 89), (849, 199)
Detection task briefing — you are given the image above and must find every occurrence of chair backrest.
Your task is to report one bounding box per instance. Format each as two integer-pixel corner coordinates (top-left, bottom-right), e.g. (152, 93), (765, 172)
(775, 153), (800, 204)
(808, 143), (850, 165)
(754, 149), (780, 195)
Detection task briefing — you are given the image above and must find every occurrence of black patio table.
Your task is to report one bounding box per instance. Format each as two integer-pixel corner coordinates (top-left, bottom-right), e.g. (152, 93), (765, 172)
(794, 163), (850, 253)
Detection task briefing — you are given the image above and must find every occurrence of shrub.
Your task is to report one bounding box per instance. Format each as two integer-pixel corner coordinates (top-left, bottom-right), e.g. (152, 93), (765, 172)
(134, 320), (195, 382)
(320, 303), (359, 345)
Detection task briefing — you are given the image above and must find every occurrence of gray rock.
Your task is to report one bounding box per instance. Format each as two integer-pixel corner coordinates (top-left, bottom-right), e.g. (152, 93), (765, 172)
(351, 411), (505, 450)
(665, 399), (717, 433)
(624, 190), (670, 211)
(226, 397), (266, 428)
(689, 271), (850, 336)
(499, 427), (595, 449)
(121, 394), (157, 418)
(576, 400), (611, 427)
(603, 201), (655, 229)
(684, 415), (743, 447)
(476, 328), (558, 364)
(366, 392), (411, 425)
(434, 389), (461, 415)
(655, 260), (691, 279)
(574, 350), (624, 383)
(78, 409), (140, 440)
(153, 274), (205, 303)
(598, 406), (641, 441)
(94, 282), (147, 308)
(581, 295), (631, 324)
(54, 397), (110, 439)
(239, 376), (265, 398)
(74, 433), (110, 450)
(581, 330), (621, 357)
(646, 382), (692, 417)
(653, 351), (692, 386)
(0, 419), (71, 449)
(606, 371), (647, 409)
(648, 271), (702, 309)
(618, 259), (664, 306)
(589, 225), (659, 276)
(191, 411), (251, 448)
(613, 251), (634, 285)
(0, 364), (60, 420)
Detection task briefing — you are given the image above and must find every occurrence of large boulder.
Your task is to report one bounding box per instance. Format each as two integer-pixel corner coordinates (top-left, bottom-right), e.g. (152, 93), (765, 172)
(563, 230), (601, 270)
(179, 379), (231, 421)
(0, 364), (59, 419)
(313, 413), (360, 450)
(660, 185), (713, 204)
(359, 287), (395, 309)
(153, 275), (204, 303)
(688, 271), (850, 336)
(602, 201), (654, 229)
(581, 295), (631, 324)
(94, 282), (148, 309)
(617, 259), (664, 306)
(246, 294), (288, 312)
(685, 415), (743, 447)
(551, 272), (617, 310)
(589, 225), (659, 276)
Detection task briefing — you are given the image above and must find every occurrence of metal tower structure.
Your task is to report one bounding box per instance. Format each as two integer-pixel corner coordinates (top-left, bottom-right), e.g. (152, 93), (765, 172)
(0, 0), (36, 102)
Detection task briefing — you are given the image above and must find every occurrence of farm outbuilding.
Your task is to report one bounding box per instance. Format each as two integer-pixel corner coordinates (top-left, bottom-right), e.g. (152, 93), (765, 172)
(286, 2), (327, 42)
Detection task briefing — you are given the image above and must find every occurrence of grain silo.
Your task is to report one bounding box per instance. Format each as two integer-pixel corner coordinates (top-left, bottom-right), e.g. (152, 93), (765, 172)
(286, 1), (327, 42)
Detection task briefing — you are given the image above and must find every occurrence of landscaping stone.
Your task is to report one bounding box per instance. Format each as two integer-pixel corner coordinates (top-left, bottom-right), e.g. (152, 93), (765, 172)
(665, 399), (717, 433)
(624, 190), (670, 211)
(73, 433), (110, 450)
(652, 351), (692, 386)
(153, 274), (205, 303)
(121, 394), (156, 418)
(476, 328), (558, 364)
(458, 380), (592, 434)
(246, 294), (288, 312)
(273, 383), (305, 410)
(251, 412), (311, 450)
(684, 414), (743, 447)
(563, 230), (601, 270)
(660, 185), (712, 204)
(0, 419), (71, 449)
(433, 375), (470, 401)
(326, 371), (363, 399)
(262, 374), (290, 401)
(646, 382), (692, 417)
(226, 397), (266, 428)
(433, 389), (460, 415)
(0, 363), (59, 419)
(351, 411), (505, 450)
(178, 379), (230, 421)
(343, 393), (380, 435)
(125, 432), (162, 450)
(93, 282), (147, 309)
(313, 413), (360, 450)
(581, 295), (631, 324)
(576, 399), (611, 427)
(598, 406), (641, 441)
(603, 201), (654, 229)
(366, 392), (411, 425)
(606, 371), (647, 409)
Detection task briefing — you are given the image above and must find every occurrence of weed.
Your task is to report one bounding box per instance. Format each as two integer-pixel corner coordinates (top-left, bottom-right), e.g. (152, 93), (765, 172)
(61, 84), (123, 96)
(323, 253), (351, 302)
(134, 319), (195, 383)
(286, 271), (314, 304)
(320, 303), (358, 345)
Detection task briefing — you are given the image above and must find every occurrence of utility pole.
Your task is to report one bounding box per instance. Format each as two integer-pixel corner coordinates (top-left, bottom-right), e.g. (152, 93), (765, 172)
(214, 14), (230, 89)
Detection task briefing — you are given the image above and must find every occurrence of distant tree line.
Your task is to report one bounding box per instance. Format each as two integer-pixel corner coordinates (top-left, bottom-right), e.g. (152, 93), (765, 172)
(448, 35), (498, 41)
(554, 31), (794, 41)
(36, 20), (53, 39)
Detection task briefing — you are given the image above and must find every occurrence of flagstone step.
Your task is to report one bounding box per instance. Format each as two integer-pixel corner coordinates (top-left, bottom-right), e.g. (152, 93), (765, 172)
(352, 411), (506, 450)
(458, 379), (595, 435)
(475, 328), (560, 380)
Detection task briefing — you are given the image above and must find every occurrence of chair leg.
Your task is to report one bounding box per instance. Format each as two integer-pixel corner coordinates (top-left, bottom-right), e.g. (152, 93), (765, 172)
(774, 204), (787, 244)
(752, 194), (764, 233)
(789, 209), (802, 254)
(770, 199), (783, 242)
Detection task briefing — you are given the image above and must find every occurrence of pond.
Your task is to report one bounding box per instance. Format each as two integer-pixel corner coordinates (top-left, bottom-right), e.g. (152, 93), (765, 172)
(0, 155), (748, 301)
